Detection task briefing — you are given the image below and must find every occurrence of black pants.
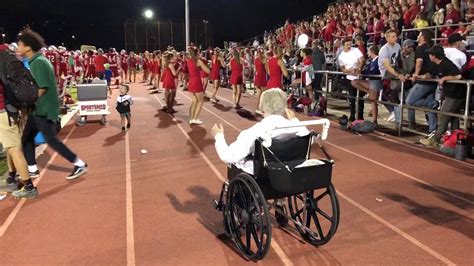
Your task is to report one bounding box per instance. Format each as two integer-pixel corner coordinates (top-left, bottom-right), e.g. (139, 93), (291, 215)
(22, 115), (77, 166)
(434, 97), (465, 142)
(312, 73), (323, 99)
(340, 78), (365, 120)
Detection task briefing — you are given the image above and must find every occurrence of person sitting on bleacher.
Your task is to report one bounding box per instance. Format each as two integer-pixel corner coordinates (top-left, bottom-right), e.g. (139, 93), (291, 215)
(420, 45), (466, 147)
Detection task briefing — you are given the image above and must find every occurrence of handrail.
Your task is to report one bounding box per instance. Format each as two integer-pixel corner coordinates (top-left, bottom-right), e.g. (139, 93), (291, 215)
(401, 22), (474, 32)
(296, 70), (473, 136)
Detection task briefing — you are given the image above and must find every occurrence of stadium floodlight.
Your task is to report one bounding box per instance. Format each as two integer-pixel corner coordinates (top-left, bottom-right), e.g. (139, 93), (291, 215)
(72, 35), (75, 39)
(143, 9), (154, 19)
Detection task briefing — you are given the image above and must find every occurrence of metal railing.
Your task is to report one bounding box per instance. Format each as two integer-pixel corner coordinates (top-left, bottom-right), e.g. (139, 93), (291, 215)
(401, 22), (474, 46)
(304, 70), (473, 136)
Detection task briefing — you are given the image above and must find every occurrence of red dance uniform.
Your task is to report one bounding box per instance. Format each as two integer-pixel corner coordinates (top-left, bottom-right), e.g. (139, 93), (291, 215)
(162, 64), (176, 90)
(266, 57), (283, 89)
(230, 58), (243, 85)
(200, 58), (209, 78)
(85, 55), (96, 78)
(186, 59), (204, 93)
(254, 57), (267, 88)
(210, 56), (220, 80)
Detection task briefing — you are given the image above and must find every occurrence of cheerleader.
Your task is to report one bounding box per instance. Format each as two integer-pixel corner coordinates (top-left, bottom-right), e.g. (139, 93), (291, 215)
(209, 48), (225, 103)
(265, 46), (288, 89)
(162, 52), (180, 113)
(186, 47), (210, 125)
(253, 48), (267, 115)
(142, 52), (150, 83)
(229, 49), (244, 109)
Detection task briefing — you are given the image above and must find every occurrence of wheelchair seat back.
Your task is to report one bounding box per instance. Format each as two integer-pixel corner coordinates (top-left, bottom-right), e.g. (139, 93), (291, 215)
(253, 134), (312, 199)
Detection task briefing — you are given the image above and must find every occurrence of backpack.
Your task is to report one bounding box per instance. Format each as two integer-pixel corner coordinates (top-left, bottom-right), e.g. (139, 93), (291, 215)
(0, 51), (39, 116)
(349, 120), (376, 133)
(440, 129), (474, 158)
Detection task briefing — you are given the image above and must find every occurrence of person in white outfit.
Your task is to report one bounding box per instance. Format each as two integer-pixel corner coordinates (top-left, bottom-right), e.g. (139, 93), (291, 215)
(211, 88), (310, 175)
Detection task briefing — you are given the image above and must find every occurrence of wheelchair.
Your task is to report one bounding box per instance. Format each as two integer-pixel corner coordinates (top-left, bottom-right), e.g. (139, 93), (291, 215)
(214, 120), (340, 260)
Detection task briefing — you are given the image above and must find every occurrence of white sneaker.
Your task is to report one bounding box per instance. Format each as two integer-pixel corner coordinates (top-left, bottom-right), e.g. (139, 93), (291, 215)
(386, 112), (395, 122)
(189, 119), (195, 125)
(193, 119), (204, 125)
(255, 109), (264, 116)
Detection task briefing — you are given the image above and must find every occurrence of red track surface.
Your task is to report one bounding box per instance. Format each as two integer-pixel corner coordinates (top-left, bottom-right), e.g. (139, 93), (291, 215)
(0, 81), (472, 265)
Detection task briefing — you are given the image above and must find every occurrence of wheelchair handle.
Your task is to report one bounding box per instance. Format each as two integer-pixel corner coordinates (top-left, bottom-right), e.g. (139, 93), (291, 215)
(273, 119), (330, 141)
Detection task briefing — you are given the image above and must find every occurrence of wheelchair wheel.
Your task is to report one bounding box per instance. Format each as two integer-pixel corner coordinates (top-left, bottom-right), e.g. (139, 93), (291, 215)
(288, 184), (340, 246)
(225, 173), (271, 260)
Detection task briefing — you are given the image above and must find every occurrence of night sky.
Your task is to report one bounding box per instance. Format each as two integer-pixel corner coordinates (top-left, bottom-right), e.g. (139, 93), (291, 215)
(0, 0), (330, 49)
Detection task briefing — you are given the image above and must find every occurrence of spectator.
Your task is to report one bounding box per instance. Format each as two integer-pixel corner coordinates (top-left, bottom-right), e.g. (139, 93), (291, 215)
(412, 14), (430, 29)
(422, 0), (436, 22)
(407, 30), (438, 133)
(351, 45), (383, 124)
(17, 29), (89, 180)
(311, 40), (326, 98)
(0, 44), (39, 199)
(338, 38), (366, 121)
(444, 33), (467, 70)
(420, 45), (465, 146)
(378, 30), (405, 123)
(355, 36), (367, 57)
(445, 3), (462, 24)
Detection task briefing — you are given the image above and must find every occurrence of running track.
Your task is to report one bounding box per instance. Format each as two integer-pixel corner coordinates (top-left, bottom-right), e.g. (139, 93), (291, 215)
(0, 81), (472, 265)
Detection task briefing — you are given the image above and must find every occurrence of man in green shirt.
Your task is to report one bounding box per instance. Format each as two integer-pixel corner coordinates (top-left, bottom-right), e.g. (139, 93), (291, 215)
(17, 29), (88, 186)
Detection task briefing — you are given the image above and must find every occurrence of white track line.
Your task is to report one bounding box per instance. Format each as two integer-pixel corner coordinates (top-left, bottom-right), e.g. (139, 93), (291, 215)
(212, 93), (473, 205)
(0, 125), (76, 237)
(177, 90), (456, 265)
(125, 132), (136, 266)
(152, 93), (293, 266)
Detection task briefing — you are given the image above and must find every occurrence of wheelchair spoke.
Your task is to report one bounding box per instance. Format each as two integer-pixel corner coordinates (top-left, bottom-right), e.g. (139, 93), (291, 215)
(246, 225), (251, 253)
(236, 183), (248, 207)
(250, 223), (261, 248)
(315, 190), (329, 202)
(315, 207), (333, 222)
(312, 212), (324, 239)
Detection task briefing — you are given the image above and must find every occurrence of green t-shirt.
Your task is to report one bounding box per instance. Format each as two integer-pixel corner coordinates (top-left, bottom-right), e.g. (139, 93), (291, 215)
(29, 53), (59, 121)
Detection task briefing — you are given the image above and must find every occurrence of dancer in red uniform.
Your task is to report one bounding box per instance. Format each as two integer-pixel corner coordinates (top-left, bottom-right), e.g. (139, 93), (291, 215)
(142, 52), (150, 83)
(162, 52), (180, 113)
(186, 47), (210, 125)
(152, 52), (161, 90)
(254, 48), (268, 115)
(229, 49), (244, 109)
(209, 48), (225, 103)
(120, 50), (129, 84)
(148, 53), (158, 90)
(265, 46), (288, 89)
(180, 52), (189, 90)
(200, 52), (210, 96)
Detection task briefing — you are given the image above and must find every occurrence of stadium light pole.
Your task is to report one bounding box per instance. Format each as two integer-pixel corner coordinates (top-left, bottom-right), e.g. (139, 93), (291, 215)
(185, 0), (190, 49)
(143, 9), (154, 51)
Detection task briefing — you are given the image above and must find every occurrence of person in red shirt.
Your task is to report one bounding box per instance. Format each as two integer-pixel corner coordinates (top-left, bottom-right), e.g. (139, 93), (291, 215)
(94, 48), (108, 79)
(73, 51), (83, 82)
(285, 20), (295, 49)
(57, 47), (69, 78)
